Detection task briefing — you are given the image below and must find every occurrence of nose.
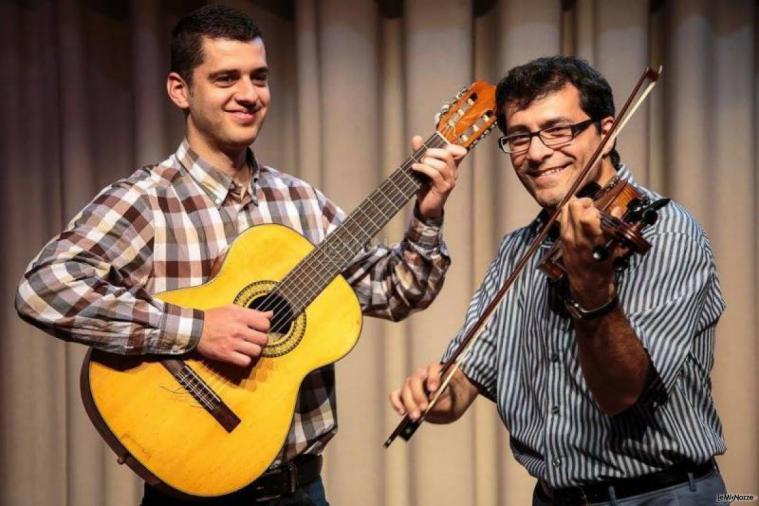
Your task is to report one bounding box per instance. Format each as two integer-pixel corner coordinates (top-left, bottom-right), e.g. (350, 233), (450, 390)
(524, 133), (553, 164)
(235, 77), (261, 105)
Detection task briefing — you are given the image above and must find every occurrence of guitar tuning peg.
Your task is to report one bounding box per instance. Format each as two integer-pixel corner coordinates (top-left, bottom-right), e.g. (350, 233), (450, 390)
(434, 102), (453, 126)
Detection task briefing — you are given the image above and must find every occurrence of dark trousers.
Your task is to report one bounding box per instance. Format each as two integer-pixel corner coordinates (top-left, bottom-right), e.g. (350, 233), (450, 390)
(532, 467), (726, 505)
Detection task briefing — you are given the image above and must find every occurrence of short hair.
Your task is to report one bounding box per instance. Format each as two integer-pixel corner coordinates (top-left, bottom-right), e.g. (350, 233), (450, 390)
(495, 56), (620, 168)
(170, 5), (263, 84)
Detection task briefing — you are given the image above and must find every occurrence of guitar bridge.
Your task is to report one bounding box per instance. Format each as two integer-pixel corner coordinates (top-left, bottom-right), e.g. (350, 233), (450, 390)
(161, 359), (241, 432)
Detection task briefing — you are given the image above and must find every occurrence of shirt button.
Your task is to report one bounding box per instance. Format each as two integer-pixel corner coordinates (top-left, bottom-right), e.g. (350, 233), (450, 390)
(551, 406), (560, 415)
(552, 457), (561, 467)
(550, 352), (560, 363)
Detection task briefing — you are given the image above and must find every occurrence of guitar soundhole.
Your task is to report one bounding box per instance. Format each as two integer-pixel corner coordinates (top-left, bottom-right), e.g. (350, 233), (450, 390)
(234, 280), (307, 357)
(249, 292), (294, 336)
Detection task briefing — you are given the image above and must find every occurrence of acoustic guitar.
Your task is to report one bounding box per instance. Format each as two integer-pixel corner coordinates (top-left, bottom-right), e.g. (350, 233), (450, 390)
(80, 81), (496, 498)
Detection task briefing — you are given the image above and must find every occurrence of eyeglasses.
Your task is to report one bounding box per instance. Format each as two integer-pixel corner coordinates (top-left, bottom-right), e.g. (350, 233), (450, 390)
(498, 118), (597, 154)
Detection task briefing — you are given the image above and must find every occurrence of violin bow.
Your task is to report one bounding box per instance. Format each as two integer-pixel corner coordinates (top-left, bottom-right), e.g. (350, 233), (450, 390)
(385, 66), (663, 448)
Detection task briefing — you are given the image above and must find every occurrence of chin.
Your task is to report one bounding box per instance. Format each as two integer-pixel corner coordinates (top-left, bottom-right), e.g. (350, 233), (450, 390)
(226, 131), (259, 148)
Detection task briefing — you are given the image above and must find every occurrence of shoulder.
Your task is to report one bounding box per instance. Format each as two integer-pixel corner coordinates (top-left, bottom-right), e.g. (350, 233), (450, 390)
(623, 186), (719, 280)
(81, 156), (189, 222)
(636, 187), (713, 252)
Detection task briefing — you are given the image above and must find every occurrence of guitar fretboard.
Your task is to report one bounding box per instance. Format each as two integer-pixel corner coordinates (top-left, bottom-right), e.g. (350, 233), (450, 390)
(274, 132), (449, 316)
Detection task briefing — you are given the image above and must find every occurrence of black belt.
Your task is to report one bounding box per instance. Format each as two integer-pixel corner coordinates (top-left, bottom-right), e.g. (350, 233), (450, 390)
(538, 459), (717, 505)
(252, 454), (323, 501)
(142, 454), (323, 505)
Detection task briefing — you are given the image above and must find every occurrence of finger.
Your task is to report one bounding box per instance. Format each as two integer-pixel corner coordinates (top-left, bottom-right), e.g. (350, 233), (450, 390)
(571, 199), (602, 240)
(411, 163), (448, 188)
(408, 373), (430, 410)
(241, 310), (272, 331)
(426, 363), (442, 392)
(418, 153), (449, 172)
(559, 202), (574, 245)
(423, 147), (454, 164)
(235, 339), (263, 358)
(410, 135), (424, 152)
(229, 351), (253, 368)
(578, 207), (603, 238)
(445, 143), (468, 160)
(242, 329), (269, 346)
(388, 390), (405, 416)
(400, 384), (421, 419)
(566, 198), (592, 243)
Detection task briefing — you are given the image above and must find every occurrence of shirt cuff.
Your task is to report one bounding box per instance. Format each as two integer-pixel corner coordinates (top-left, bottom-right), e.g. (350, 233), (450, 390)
(408, 203), (445, 251)
(157, 302), (204, 354)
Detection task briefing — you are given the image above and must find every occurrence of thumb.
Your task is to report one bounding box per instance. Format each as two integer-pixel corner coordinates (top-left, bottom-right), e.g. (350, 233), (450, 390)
(426, 374), (440, 393)
(410, 135), (424, 152)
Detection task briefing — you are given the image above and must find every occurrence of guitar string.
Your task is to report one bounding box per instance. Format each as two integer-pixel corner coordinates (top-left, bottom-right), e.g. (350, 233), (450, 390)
(253, 161), (426, 333)
(194, 106), (478, 395)
(239, 135), (444, 329)
(197, 140), (442, 395)
(196, 135), (449, 395)
(258, 133), (450, 333)
(251, 134), (449, 335)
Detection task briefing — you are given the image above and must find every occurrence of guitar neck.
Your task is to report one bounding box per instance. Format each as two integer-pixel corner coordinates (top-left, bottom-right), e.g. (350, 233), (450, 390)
(276, 132), (449, 314)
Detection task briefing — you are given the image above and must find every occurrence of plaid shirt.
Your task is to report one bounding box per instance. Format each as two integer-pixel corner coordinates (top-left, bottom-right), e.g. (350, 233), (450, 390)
(16, 140), (450, 465)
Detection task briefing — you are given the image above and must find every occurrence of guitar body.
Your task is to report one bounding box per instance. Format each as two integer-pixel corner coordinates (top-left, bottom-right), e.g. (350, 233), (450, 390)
(81, 223), (362, 497)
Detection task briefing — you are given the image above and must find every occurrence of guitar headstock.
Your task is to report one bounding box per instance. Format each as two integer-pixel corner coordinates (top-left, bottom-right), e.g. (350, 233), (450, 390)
(435, 81), (497, 150)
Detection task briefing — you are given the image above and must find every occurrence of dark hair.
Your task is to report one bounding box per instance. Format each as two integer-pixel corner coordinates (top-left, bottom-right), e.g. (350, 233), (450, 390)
(495, 56), (620, 168)
(170, 5), (263, 84)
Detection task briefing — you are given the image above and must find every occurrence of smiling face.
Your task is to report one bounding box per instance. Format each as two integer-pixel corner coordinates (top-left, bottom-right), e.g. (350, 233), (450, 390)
(168, 36), (270, 161)
(504, 84), (615, 212)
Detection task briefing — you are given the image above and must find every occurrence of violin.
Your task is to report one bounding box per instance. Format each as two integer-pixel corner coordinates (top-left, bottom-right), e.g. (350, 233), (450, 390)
(537, 176), (670, 280)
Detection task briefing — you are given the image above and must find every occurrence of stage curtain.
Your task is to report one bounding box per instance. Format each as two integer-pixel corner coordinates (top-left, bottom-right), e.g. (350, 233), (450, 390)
(0, 0), (755, 504)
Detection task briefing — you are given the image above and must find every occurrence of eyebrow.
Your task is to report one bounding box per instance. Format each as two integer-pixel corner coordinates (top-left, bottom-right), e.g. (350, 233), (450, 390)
(506, 116), (576, 135)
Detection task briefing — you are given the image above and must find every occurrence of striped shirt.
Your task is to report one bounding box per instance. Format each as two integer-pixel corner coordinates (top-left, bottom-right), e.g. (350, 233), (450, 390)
(444, 165), (726, 488)
(16, 140), (450, 465)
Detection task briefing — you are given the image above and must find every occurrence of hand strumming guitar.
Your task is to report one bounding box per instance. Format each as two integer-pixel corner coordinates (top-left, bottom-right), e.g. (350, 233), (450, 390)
(197, 305), (272, 367)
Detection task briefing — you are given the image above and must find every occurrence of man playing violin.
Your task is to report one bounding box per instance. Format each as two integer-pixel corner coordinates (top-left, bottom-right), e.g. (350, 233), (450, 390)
(390, 56), (727, 505)
(15, 5), (467, 505)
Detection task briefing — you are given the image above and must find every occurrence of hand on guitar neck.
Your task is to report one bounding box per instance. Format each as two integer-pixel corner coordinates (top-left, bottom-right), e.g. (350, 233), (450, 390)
(409, 135), (468, 221)
(196, 305), (272, 367)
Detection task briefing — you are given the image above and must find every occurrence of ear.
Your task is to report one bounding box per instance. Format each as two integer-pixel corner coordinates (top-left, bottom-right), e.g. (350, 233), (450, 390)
(599, 116), (615, 156)
(167, 72), (191, 110)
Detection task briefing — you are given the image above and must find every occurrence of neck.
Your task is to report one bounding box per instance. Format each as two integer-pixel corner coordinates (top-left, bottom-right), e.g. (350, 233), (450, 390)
(186, 129), (251, 183)
(594, 157), (617, 188)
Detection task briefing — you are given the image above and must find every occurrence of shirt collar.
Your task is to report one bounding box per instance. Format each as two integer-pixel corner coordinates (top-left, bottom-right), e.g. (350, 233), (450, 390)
(175, 139), (259, 207)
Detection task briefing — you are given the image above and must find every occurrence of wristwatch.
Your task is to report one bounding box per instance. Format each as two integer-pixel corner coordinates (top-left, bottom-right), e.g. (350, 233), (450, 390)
(563, 291), (619, 320)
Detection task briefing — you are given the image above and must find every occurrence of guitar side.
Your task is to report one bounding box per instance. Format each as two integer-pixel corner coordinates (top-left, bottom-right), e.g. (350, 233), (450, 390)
(81, 223), (363, 498)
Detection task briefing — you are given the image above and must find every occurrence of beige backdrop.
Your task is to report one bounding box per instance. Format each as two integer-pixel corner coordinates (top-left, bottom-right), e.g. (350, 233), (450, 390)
(0, 0), (756, 505)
